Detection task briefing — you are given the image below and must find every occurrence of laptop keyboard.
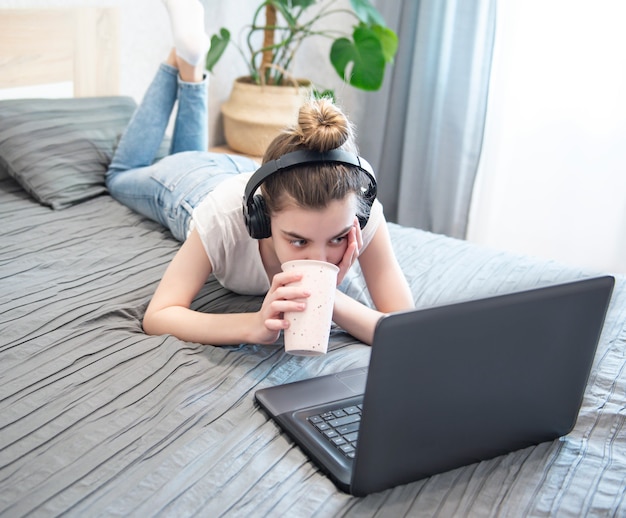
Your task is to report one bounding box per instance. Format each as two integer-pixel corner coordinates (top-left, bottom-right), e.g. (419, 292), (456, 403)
(307, 404), (363, 459)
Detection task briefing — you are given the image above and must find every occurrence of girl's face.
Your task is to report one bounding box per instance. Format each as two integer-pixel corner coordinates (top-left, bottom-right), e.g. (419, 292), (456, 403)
(269, 195), (358, 266)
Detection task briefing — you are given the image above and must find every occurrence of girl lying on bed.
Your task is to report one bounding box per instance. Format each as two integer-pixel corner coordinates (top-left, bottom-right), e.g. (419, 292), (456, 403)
(106, 0), (414, 347)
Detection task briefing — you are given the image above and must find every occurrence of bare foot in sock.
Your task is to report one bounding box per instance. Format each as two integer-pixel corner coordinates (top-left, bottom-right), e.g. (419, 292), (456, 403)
(163, 0), (210, 66)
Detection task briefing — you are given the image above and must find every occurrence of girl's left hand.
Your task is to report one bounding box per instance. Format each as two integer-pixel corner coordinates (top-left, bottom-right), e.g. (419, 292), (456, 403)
(336, 218), (363, 285)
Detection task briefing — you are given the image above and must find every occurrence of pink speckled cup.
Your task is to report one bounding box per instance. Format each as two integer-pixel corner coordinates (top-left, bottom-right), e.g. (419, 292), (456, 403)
(281, 260), (339, 356)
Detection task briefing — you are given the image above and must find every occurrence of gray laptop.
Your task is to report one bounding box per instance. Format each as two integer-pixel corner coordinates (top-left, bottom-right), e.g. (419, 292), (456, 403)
(255, 276), (614, 496)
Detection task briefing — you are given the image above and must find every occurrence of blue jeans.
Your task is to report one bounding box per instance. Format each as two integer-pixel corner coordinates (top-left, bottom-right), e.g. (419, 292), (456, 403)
(106, 63), (258, 241)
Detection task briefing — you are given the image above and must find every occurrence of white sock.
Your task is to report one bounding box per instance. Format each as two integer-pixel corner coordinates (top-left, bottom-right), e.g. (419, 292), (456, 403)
(163, 0), (210, 66)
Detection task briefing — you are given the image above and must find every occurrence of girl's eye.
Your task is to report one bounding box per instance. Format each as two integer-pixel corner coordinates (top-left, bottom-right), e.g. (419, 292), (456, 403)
(330, 235), (347, 245)
(290, 239), (307, 248)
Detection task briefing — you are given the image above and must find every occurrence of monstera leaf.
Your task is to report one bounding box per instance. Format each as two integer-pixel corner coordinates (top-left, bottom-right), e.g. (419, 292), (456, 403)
(330, 24), (397, 91)
(206, 28), (230, 73)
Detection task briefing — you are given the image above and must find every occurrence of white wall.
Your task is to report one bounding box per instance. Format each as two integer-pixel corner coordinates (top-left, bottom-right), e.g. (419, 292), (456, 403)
(467, 0), (626, 274)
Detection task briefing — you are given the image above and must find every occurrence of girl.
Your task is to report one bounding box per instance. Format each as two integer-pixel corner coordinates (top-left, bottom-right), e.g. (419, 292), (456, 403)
(106, 0), (414, 347)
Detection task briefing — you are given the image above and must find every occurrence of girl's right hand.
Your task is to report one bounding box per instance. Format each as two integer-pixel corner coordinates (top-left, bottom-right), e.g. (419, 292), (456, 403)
(253, 271), (311, 344)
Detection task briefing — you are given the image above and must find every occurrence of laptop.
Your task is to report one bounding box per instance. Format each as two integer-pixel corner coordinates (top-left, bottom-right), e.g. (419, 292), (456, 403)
(255, 275), (614, 496)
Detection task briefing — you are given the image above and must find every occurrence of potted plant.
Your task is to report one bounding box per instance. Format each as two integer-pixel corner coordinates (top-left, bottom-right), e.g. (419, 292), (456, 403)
(206, 0), (398, 156)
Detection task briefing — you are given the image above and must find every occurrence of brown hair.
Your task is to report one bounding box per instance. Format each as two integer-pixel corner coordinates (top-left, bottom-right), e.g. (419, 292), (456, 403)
(261, 98), (370, 217)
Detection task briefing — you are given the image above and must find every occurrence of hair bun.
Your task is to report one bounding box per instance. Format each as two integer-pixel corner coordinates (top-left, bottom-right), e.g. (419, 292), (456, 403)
(297, 98), (352, 152)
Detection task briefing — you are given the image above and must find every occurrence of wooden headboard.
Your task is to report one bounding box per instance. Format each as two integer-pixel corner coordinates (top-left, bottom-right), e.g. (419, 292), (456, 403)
(0, 8), (119, 97)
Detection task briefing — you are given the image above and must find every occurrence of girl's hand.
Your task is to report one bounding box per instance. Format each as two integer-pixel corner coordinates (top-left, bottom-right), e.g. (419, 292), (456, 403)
(336, 218), (363, 285)
(254, 270), (310, 344)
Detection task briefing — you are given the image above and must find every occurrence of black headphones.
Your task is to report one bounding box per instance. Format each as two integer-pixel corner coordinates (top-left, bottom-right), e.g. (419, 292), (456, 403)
(242, 149), (378, 239)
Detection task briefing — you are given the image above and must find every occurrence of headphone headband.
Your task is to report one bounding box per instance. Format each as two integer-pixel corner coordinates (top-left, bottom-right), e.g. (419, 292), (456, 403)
(242, 149), (377, 239)
(243, 149), (376, 203)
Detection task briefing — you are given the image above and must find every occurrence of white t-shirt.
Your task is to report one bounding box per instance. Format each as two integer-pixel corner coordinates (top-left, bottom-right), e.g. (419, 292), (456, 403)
(191, 172), (383, 295)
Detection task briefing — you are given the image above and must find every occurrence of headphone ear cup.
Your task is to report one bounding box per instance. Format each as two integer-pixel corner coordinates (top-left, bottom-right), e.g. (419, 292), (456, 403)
(357, 212), (369, 230)
(357, 183), (377, 229)
(246, 194), (272, 239)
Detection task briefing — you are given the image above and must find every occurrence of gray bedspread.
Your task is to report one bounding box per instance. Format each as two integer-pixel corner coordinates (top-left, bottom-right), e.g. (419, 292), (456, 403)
(1, 173), (624, 517)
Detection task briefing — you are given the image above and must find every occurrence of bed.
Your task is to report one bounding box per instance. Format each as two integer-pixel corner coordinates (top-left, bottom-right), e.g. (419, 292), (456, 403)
(1, 8), (625, 517)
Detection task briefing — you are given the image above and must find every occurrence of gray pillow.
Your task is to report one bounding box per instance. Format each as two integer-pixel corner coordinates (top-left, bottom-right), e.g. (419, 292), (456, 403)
(0, 96), (137, 209)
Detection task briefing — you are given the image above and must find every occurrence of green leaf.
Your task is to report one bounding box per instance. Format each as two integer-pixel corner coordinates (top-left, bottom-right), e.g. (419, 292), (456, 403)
(273, 0), (315, 26)
(312, 88), (336, 102)
(273, 0), (297, 27)
(330, 25), (385, 91)
(205, 28), (230, 73)
(290, 0), (317, 9)
(371, 24), (398, 64)
(349, 0), (385, 26)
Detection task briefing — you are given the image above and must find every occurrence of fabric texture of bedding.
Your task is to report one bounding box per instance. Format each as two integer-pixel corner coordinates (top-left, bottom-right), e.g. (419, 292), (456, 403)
(0, 96), (625, 517)
(0, 97), (136, 209)
(1, 171), (625, 517)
